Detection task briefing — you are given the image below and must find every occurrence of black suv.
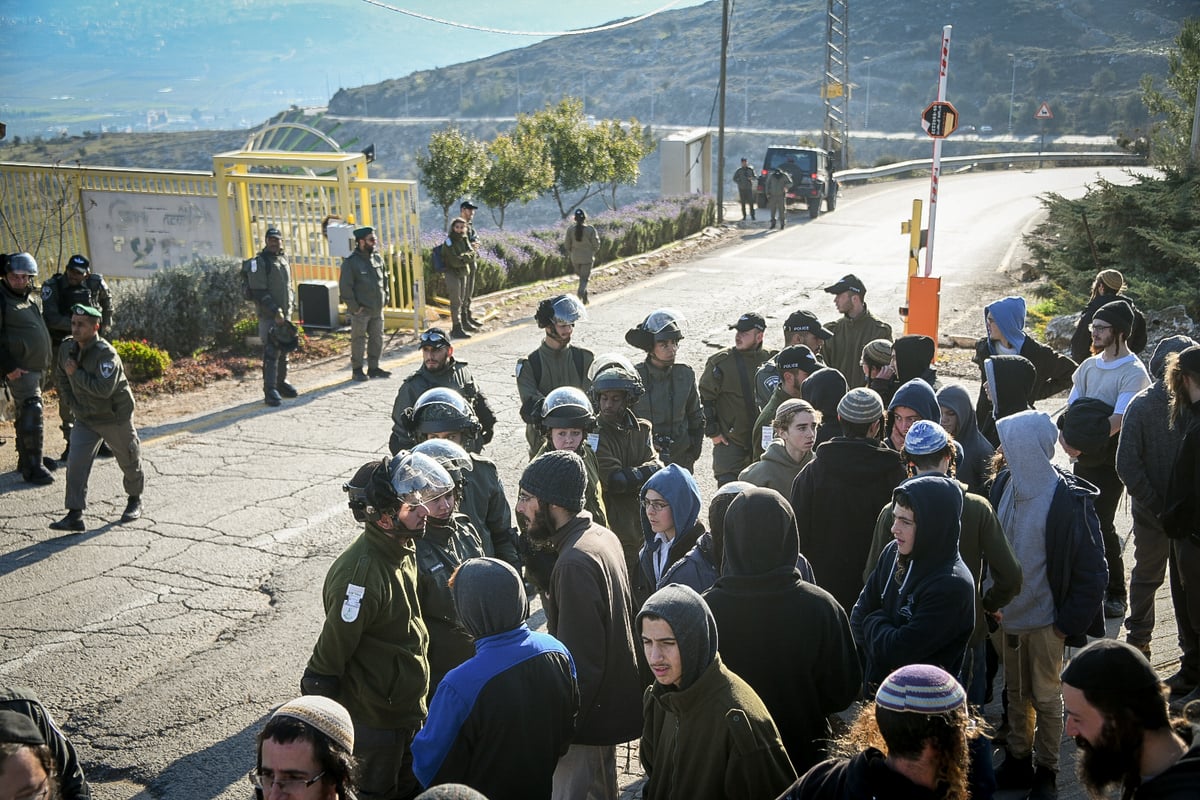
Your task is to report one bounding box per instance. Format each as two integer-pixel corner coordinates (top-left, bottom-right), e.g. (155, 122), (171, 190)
(755, 146), (838, 218)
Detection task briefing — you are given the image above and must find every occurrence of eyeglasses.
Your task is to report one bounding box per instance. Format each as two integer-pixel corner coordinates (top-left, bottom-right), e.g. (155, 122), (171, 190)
(517, 490), (536, 504)
(248, 769), (326, 794)
(640, 498), (670, 513)
(15, 781), (50, 800)
(1089, 322), (1112, 332)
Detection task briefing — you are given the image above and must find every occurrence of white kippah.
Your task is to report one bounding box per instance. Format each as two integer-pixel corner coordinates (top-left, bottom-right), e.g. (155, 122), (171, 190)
(271, 696), (354, 753)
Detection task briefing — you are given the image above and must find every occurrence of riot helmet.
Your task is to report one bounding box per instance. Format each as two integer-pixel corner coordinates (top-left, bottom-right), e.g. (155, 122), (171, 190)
(625, 307), (686, 352)
(7, 252), (38, 276)
(410, 387), (482, 442)
(534, 294), (588, 329)
(268, 319), (300, 354)
(588, 352), (640, 382)
(589, 364), (645, 405)
(412, 438), (474, 488)
(538, 386), (596, 431)
(387, 450), (455, 506)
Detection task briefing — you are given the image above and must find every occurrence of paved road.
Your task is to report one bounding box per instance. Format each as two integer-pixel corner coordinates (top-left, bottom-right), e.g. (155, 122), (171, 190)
(1, 167), (1174, 799)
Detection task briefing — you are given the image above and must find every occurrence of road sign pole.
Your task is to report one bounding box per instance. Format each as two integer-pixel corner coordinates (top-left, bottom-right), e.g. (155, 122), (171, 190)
(925, 24), (951, 278)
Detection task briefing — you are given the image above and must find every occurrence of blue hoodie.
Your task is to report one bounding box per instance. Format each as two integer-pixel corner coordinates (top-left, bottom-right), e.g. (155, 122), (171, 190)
(984, 296), (1028, 354)
(850, 474), (976, 688)
(636, 464), (704, 602)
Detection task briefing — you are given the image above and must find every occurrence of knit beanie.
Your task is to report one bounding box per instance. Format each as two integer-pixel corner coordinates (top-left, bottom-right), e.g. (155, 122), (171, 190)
(875, 664), (966, 713)
(1094, 300), (1134, 336)
(636, 584), (719, 690)
(1061, 638), (1159, 693)
(838, 387), (884, 424)
(862, 338), (893, 368)
(1097, 269), (1125, 292)
(1179, 344), (1200, 374)
(1058, 397), (1115, 455)
(0, 709), (45, 745)
(452, 557), (528, 639)
(904, 420), (950, 455)
(520, 450), (586, 512)
(271, 696), (354, 754)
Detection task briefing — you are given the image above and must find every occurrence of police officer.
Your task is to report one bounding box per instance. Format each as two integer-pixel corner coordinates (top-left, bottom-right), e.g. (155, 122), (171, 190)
(732, 157), (757, 220)
(442, 217), (477, 339)
(41, 254), (113, 458)
(245, 226), (297, 406)
(625, 308), (705, 473)
(338, 226), (391, 382)
(516, 294), (594, 457)
(389, 327), (496, 455)
(765, 165), (793, 230)
(49, 304), (144, 532)
(699, 312), (775, 485)
(303, 451), (453, 800)
(565, 208), (601, 305)
(398, 387), (520, 571)
(755, 309), (833, 408)
(457, 200), (484, 330)
(1, 252), (55, 485)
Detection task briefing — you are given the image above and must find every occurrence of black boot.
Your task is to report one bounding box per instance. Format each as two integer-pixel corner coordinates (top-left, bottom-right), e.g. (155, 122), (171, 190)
(263, 359), (281, 405)
(367, 366), (392, 378)
(49, 509), (85, 532)
(20, 439), (54, 486)
(121, 496), (142, 522)
(1028, 765), (1057, 800)
(352, 367), (368, 382)
(276, 356), (298, 397)
(994, 750), (1034, 791)
(451, 324), (472, 339)
(462, 304), (483, 331)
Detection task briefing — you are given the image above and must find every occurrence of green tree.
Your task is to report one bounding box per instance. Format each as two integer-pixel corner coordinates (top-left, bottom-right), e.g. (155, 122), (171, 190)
(599, 118), (656, 209)
(477, 132), (553, 230)
(516, 97), (608, 219)
(1140, 17), (1200, 171)
(416, 127), (489, 229)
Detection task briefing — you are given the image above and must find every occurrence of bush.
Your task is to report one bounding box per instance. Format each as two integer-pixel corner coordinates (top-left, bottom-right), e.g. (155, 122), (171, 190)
(113, 339), (171, 381)
(418, 195), (716, 295)
(107, 255), (249, 357)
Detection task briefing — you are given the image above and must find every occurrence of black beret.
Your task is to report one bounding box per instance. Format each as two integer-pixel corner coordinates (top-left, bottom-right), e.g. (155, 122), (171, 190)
(0, 709), (45, 745)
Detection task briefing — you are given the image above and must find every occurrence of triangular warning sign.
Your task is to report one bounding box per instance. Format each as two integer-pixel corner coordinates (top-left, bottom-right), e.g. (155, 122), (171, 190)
(1035, 102), (1053, 120)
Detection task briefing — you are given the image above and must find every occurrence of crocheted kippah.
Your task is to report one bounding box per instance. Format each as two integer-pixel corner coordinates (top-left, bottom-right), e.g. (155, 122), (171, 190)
(876, 664), (966, 713)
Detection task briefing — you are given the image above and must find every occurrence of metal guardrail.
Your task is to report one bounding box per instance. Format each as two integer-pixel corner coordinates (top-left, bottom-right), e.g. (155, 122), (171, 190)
(833, 151), (1145, 183)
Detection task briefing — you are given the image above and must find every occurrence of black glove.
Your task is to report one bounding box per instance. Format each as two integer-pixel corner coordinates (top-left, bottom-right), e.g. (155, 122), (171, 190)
(473, 392), (497, 444)
(519, 396), (543, 425)
(300, 668), (341, 699)
(633, 464), (661, 487)
(607, 469), (631, 495)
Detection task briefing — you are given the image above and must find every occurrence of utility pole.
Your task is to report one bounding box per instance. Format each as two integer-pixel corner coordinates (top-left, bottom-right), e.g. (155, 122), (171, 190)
(717, 0), (729, 223)
(1008, 53), (1016, 135)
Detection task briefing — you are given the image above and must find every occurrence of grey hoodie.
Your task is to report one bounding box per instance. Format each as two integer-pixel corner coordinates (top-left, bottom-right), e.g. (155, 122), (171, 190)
(995, 411), (1058, 631)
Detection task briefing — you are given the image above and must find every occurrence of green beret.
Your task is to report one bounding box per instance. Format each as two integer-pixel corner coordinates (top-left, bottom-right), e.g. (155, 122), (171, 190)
(353, 226), (375, 240)
(71, 304), (102, 319)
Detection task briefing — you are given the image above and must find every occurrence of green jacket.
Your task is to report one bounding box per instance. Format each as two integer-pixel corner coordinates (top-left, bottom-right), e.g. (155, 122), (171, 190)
(41, 272), (113, 335)
(442, 231), (476, 273)
(0, 286), (51, 374)
(633, 358), (705, 466)
(389, 358), (494, 450)
(459, 454), (522, 570)
(739, 441), (813, 497)
(516, 340), (595, 454)
(565, 224), (601, 267)
(641, 655), (796, 800)
(732, 165), (757, 192)
(338, 248), (389, 312)
(764, 169), (793, 202)
(56, 335), (135, 426)
(822, 306), (892, 390)
(307, 522), (429, 729)
(699, 347), (774, 450)
(863, 479), (1023, 645)
(246, 247), (294, 318)
(751, 385), (796, 460)
(416, 513), (485, 694)
(595, 411), (662, 553)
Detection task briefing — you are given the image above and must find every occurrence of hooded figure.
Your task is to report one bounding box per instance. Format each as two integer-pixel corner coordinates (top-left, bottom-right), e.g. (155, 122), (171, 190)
(637, 584), (797, 800)
(850, 475), (976, 690)
(975, 296), (1076, 445)
(635, 464), (705, 605)
(413, 558), (579, 800)
(892, 334), (937, 386)
(802, 367), (847, 448)
(887, 378), (941, 450)
(936, 384), (995, 496)
(704, 488), (861, 772)
(982, 353), (1037, 444)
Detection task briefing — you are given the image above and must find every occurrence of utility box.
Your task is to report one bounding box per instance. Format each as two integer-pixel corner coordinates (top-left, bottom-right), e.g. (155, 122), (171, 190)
(325, 221), (356, 258)
(298, 280), (341, 330)
(660, 128), (712, 196)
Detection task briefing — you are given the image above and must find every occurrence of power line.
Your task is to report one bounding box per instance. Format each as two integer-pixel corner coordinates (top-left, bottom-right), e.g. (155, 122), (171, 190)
(359, 0), (688, 37)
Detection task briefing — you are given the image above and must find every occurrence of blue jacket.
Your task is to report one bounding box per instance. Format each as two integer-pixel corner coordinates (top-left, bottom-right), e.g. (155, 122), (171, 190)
(412, 625), (579, 800)
(851, 475), (975, 689)
(990, 466), (1107, 645)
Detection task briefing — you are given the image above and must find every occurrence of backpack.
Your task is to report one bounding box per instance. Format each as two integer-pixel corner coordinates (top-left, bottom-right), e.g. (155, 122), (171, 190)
(240, 258), (255, 302)
(431, 243), (446, 273)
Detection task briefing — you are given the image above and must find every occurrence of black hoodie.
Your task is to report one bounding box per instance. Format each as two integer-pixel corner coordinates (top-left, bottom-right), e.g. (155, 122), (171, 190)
(802, 367), (847, 447)
(980, 354), (1036, 447)
(704, 488), (861, 773)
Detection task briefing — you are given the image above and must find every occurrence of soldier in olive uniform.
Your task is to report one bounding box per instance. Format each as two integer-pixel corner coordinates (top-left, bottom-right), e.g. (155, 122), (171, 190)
(442, 217), (477, 340)
(303, 451), (454, 800)
(1, 253), (56, 485)
(755, 309), (832, 407)
(765, 166), (793, 230)
(398, 386), (521, 571)
(699, 312), (775, 485)
(49, 304), (144, 532)
(339, 226), (391, 382)
(516, 295), (594, 457)
(389, 327), (496, 455)
(626, 308), (705, 474)
(41, 254), (113, 458)
(752, 344), (819, 460)
(822, 274), (894, 390)
(732, 157), (757, 220)
(457, 200), (484, 331)
(590, 358), (663, 580)
(409, 440), (486, 702)
(565, 208), (601, 305)
(244, 227), (297, 406)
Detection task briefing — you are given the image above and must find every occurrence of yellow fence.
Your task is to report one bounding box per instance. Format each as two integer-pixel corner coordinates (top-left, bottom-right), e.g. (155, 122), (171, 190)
(0, 153), (424, 325)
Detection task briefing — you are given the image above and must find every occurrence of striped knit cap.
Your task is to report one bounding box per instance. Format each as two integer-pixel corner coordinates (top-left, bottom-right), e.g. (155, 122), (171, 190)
(875, 664), (966, 714)
(271, 696), (355, 754)
(1097, 269), (1125, 292)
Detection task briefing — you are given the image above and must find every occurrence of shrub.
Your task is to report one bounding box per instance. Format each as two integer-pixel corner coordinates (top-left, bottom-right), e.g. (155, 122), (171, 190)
(113, 339), (171, 381)
(107, 255), (248, 357)
(233, 317), (259, 338)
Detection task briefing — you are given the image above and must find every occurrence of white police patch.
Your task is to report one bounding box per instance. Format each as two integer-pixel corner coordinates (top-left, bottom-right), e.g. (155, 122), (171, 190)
(41, 284), (53, 300)
(99, 360), (116, 379)
(249, 258), (258, 273)
(341, 583), (365, 622)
